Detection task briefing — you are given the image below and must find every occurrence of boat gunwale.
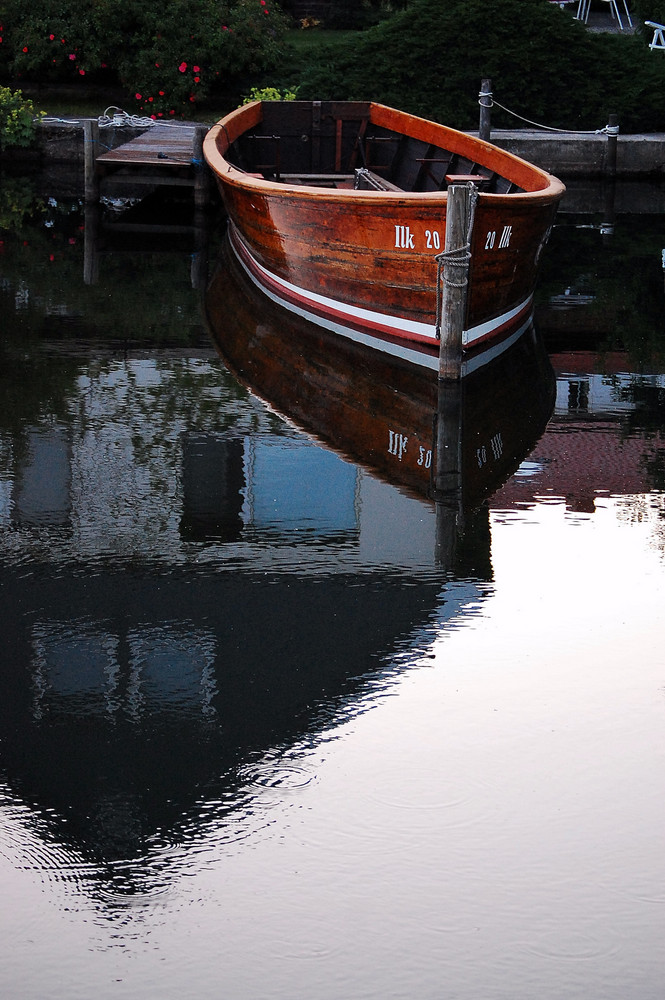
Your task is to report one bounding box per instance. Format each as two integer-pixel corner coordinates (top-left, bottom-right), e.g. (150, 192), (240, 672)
(203, 100), (566, 205)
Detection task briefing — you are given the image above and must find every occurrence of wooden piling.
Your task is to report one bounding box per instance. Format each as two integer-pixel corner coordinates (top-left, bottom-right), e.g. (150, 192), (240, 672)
(83, 119), (100, 203)
(479, 79), (492, 142)
(438, 182), (475, 381)
(606, 113), (619, 178)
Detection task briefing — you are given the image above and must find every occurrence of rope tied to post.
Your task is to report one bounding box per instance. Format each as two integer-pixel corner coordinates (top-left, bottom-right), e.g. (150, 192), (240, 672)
(477, 92), (619, 136)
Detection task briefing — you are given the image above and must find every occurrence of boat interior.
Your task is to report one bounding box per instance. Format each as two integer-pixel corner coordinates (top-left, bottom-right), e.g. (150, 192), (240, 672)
(224, 100), (525, 194)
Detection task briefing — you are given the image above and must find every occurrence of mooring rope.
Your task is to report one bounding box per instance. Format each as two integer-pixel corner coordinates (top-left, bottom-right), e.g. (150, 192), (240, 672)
(478, 91), (619, 135)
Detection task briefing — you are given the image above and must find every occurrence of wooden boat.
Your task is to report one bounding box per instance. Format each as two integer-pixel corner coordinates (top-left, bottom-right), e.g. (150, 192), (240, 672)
(205, 235), (556, 512)
(203, 100), (565, 371)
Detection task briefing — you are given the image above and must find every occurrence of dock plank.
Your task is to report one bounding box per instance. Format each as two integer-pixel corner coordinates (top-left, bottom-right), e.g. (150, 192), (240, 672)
(96, 125), (201, 168)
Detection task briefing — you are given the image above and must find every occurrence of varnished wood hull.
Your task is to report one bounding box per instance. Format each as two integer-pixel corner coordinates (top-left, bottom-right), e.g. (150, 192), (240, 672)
(205, 236), (556, 510)
(203, 101), (565, 369)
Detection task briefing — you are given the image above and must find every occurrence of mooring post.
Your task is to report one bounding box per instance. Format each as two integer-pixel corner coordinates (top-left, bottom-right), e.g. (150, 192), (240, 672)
(432, 181), (474, 565)
(437, 181), (475, 380)
(606, 112), (619, 178)
(83, 119), (100, 203)
(194, 124), (211, 208)
(479, 78), (492, 141)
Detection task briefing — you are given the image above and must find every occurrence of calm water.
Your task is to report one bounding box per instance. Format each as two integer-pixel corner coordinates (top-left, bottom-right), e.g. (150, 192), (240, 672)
(0, 178), (664, 999)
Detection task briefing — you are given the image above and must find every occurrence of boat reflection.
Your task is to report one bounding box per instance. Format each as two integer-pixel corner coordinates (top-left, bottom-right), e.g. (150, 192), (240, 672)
(205, 232), (557, 557)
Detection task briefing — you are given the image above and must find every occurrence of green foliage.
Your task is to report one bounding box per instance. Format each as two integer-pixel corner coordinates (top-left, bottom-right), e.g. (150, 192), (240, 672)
(242, 84), (297, 102)
(294, 0), (665, 133)
(0, 86), (43, 150)
(0, 175), (40, 229)
(0, 0), (289, 116)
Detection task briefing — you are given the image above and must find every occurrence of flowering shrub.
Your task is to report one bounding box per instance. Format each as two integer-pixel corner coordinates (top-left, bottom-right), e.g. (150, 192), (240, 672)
(0, 86), (43, 150)
(0, 0), (289, 116)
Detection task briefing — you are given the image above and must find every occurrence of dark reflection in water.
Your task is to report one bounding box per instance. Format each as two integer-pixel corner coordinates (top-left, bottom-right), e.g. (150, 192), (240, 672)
(1, 182), (664, 924)
(0, 190), (498, 903)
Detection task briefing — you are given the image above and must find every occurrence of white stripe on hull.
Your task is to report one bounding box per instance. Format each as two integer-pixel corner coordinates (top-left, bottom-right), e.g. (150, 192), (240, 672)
(229, 228), (534, 375)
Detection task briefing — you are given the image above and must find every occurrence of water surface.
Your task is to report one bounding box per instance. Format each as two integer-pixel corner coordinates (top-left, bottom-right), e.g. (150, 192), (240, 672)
(0, 183), (663, 999)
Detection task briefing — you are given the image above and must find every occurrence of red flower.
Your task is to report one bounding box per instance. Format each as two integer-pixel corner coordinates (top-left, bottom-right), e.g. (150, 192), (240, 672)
(159, 90), (165, 96)
(49, 34), (55, 40)
(22, 45), (28, 52)
(135, 92), (142, 100)
(193, 65), (200, 72)
(194, 76), (200, 83)
(178, 61), (187, 72)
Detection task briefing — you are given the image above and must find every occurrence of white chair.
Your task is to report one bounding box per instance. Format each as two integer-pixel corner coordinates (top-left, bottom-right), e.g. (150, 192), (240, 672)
(578, 0), (633, 30)
(645, 20), (665, 48)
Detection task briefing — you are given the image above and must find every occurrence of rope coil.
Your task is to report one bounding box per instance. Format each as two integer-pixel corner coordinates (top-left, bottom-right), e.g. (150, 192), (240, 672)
(98, 106), (182, 129)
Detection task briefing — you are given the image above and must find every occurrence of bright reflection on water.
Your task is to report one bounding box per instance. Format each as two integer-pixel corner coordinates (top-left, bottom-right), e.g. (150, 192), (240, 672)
(0, 187), (664, 999)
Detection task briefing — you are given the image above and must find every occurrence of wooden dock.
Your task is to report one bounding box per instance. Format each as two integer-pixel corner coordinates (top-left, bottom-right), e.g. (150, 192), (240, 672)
(86, 121), (211, 206)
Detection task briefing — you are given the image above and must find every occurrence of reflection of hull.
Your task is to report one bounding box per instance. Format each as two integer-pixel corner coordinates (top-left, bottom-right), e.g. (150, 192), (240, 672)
(203, 101), (564, 366)
(205, 235), (557, 512)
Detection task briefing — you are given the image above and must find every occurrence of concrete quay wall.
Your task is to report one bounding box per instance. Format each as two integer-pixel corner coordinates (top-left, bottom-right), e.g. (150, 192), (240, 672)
(487, 129), (665, 178)
(7, 120), (665, 180)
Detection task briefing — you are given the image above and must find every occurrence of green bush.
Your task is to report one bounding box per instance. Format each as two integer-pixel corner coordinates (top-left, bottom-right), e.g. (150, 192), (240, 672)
(294, 0), (665, 133)
(0, 0), (289, 116)
(0, 86), (43, 150)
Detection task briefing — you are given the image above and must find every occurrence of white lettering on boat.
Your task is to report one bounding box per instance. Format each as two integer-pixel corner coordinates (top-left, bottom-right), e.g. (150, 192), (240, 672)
(417, 446), (432, 469)
(388, 430), (409, 460)
(394, 225), (415, 250)
(477, 432), (503, 468)
(490, 431), (503, 460)
(485, 226), (513, 250)
(425, 230), (441, 250)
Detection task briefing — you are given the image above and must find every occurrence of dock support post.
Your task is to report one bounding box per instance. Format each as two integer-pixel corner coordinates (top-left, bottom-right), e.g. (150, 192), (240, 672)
(194, 125), (211, 208)
(83, 119), (100, 203)
(479, 79), (492, 141)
